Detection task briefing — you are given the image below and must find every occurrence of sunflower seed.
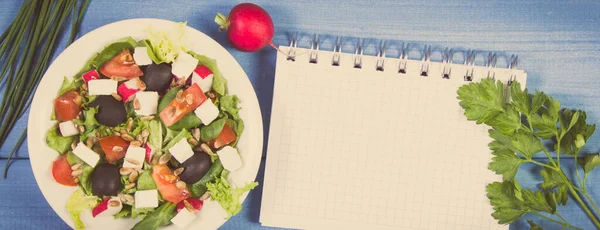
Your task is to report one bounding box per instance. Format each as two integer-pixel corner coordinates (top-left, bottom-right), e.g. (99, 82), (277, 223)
(86, 138), (94, 148)
(109, 200), (121, 207)
(173, 167), (184, 176)
(125, 183), (136, 190)
(73, 95), (82, 105)
(120, 167), (133, 175)
(176, 181), (187, 190)
(77, 125), (85, 133)
(95, 131), (100, 138)
(120, 129), (128, 135)
(136, 134), (143, 142)
(142, 135), (148, 145)
(133, 98), (140, 110)
(121, 134), (134, 142)
(207, 91), (216, 99)
(158, 153), (171, 165)
(187, 137), (198, 146)
(111, 93), (122, 101)
(175, 90), (184, 102)
(151, 154), (159, 165)
(170, 78), (177, 87)
(124, 194), (135, 203)
(177, 77), (186, 87)
(113, 131), (121, 136)
(71, 169), (83, 177)
(71, 140), (77, 150)
(137, 168), (144, 174)
(70, 162), (84, 171)
(129, 170), (139, 183)
(126, 118), (134, 132)
(183, 200), (194, 212)
(73, 177), (80, 183)
(126, 158), (141, 166)
(130, 140), (142, 147)
(82, 83), (88, 91)
(200, 192), (211, 201)
(185, 94), (194, 105)
(140, 115), (154, 121)
(112, 146), (124, 152)
(192, 128), (200, 141)
(200, 143), (212, 153)
(141, 129), (150, 138)
(118, 193), (126, 202)
(112, 76), (127, 82)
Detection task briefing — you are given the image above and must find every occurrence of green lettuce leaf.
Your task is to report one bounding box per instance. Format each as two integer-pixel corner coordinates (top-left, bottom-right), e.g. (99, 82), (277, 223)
(92, 36), (138, 68)
(148, 120), (163, 153)
(189, 159), (224, 197)
(137, 39), (161, 64)
(131, 202), (177, 230)
(220, 95), (241, 120)
(163, 129), (192, 152)
(145, 22), (188, 64)
(132, 207), (155, 219)
(66, 188), (100, 230)
(45, 125), (75, 154)
(137, 170), (157, 190)
(206, 170), (258, 218)
(66, 152), (94, 195)
(114, 205), (132, 219)
(200, 118), (226, 142)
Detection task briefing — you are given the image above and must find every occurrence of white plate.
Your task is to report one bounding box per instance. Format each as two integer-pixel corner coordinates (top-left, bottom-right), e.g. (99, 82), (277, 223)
(27, 18), (263, 230)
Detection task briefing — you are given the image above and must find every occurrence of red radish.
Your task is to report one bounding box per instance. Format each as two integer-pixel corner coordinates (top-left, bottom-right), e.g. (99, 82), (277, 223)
(215, 3), (277, 52)
(92, 199), (110, 217)
(190, 65), (214, 93)
(176, 198), (204, 212)
(117, 77), (146, 102)
(82, 69), (100, 83)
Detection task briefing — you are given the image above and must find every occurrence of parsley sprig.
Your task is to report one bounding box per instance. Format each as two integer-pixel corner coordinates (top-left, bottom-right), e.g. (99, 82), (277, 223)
(458, 78), (600, 229)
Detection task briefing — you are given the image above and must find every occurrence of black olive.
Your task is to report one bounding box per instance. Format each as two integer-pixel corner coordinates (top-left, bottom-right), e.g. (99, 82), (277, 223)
(91, 163), (123, 197)
(142, 63), (172, 92)
(179, 151), (212, 184)
(90, 95), (126, 127)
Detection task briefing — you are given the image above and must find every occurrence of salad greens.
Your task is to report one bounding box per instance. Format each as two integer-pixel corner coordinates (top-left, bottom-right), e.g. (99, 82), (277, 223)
(145, 22), (188, 64)
(46, 125), (75, 154)
(158, 87), (202, 130)
(92, 37), (138, 68)
(457, 78), (600, 229)
(189, 51), (227, 95)
(66, 188), (101, 230)
(189, 159), (224, 197)
(130, 202), (177, 230)
(206, 170), (258, 218)
(200, 118), (227, 142)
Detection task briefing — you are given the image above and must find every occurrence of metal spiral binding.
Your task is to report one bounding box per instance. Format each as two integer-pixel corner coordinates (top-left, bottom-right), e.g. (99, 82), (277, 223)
(309, 34), (320, 64)
(353, 38), (365, 69)
(376, 40), (387, 71)
(464, 50), (476, 81)
(332, 36), (342, 66)
(420, 45), (432, 77)
(398, 43), (408, 74)
(286, 32), (299, 61)
(284, 33), (520, 83)
(442, 48), (453, 79)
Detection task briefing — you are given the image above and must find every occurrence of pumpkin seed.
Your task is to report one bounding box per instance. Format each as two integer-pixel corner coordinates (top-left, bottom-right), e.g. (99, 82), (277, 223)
(111, 93), (122, 101)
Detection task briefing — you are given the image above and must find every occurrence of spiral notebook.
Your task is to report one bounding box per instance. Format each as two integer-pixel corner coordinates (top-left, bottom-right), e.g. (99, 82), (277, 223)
(259, 34), (527, 230)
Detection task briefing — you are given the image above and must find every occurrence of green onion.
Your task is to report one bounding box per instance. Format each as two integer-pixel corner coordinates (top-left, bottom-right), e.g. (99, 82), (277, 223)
(0, 0), (92, 178)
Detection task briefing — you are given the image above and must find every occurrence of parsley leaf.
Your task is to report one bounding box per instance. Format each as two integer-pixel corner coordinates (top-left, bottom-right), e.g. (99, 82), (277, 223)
(512, 130), (544, 159)
(457, 78), (506, 125)
(557, 109), (596, 156)
(489, 150), (525, 181)
(509, 81), (531, 115)
(487, 181), (529, 224)
(528, 220), (544, 230)
(540, 167), (568, 205)
(578, 154), (600, 174)
(522, 189), (556, 214)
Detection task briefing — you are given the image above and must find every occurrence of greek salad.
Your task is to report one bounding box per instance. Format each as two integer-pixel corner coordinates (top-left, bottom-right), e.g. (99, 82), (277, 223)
(46, 22), (257, 230)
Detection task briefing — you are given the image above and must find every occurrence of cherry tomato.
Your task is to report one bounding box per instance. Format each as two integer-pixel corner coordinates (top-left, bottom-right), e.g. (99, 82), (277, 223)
(209, 123), (237, 149)
(152, 164), (190, 203)
(159, 83), (207, 126)
(54, 90), (81, 121)
(99, 49), (144, 81)
(98, 136), (129, 163)
(52, 155), (77, 186)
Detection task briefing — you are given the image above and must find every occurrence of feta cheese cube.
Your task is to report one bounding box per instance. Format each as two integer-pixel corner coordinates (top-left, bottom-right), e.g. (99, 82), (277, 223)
(135, 189), (159, 209)
(97, 197), (123, 217)
(217, 146), (242, 171)
(123, 146), (145, 169)
(72, 142), (100, 167)
(171, 208), (197, 229)
(134, 91), (159, 115)
(194, 100), (219, 125)
(169, 138), (194, 163)
(133, 47), (153, 66)
(171, 51), (198, 80)
(191, 65), (214, 93)
(88, 79), (117, 96)
(58, 120), (79, 137)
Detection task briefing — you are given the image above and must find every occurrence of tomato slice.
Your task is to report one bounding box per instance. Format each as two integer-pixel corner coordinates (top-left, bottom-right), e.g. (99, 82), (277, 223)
(98, 136), (129, 163)
(159, 83), (207, 127)
(99, 49), (144, 81)
(54, 90), (82, 121)
(52, 155), (77, 186)
(209, 123), (237, 149)
(152, 164), (190, 203)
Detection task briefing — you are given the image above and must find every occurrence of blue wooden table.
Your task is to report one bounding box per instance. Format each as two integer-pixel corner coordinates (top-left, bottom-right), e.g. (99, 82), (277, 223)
(1, 0), (600, 229)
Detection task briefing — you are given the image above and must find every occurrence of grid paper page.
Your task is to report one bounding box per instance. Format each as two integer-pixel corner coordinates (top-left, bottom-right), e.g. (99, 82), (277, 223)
(261, 46), (527, 230)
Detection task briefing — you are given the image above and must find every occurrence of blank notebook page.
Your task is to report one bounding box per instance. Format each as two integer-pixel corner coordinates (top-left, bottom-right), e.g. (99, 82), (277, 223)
(260, 46), (527, 230)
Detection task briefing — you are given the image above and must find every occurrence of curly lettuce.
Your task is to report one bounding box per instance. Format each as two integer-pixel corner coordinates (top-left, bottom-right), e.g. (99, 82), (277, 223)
(206, 170), (258, 218)
(145, 22), (188, 64)
(66, 188), (100, 230)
